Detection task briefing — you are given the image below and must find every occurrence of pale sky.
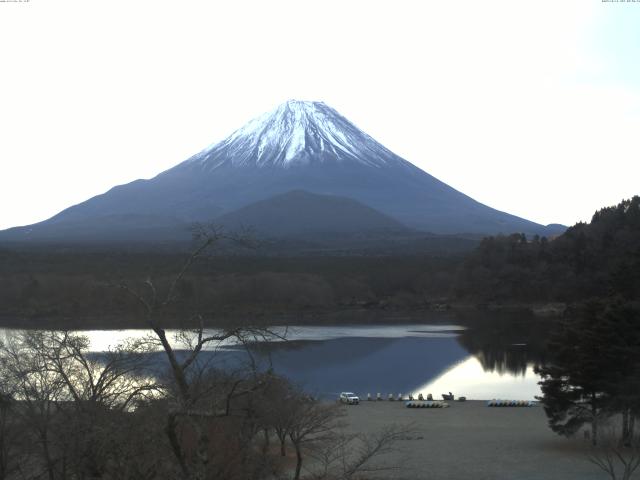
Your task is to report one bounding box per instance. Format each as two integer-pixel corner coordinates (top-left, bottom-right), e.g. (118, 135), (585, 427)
(1, 0), (638, 230)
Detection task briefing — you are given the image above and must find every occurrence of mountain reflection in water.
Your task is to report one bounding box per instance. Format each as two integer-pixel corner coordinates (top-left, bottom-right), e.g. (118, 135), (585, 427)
(240, 336), (470, 398)
(221, 320), (547, 400)
(3, 318), (550, 400)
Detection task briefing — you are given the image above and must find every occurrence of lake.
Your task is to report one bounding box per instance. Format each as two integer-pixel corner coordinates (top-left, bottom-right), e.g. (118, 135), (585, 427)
(5, 320), (544, 401)
(223, 324), (543, 400)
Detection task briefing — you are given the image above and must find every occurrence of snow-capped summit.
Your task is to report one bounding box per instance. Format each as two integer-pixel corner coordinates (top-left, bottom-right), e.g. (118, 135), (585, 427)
(186, 99), (411, 170)
(0, 100), (565, 246)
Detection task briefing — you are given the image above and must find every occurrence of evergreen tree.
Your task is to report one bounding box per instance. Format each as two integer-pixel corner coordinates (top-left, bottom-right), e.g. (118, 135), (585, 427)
(598, 303), (640, 446)
(536, 305), (610, 444)
(536, 301), (640, 445)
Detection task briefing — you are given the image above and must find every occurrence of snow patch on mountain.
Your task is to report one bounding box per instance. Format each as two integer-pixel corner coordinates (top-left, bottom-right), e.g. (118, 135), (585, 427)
(186, 100), (413, 170)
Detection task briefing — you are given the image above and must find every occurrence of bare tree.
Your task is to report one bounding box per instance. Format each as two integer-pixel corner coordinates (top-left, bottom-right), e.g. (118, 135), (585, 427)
(287, 397), (345, 480)
(308, 425), (412, 480)
(0, 329), (162, 479)
(257, 374), (298, 457)
(118, 226), (284, 479)
(42, 330), (158, 477)
(587, 426), (640, 480)
(0, 331), (70, 480)
(0, 389), (21, 480)
(24, 330), (158, 410)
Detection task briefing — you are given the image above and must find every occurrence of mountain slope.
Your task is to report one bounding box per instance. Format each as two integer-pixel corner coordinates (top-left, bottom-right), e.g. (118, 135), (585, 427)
(215, 190), (409, 237)
(0, 100), (563, 245)
(0, 214), (191, 245)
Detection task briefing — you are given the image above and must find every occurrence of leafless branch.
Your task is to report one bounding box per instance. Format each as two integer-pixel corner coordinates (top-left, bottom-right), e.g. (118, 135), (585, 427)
(587, 426), (640, 480)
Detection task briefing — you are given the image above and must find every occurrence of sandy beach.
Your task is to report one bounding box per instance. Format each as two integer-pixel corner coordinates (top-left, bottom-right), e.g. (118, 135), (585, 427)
(343, 401), (606, 480)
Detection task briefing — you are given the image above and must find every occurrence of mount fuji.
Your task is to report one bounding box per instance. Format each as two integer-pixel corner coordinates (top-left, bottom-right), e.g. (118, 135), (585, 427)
(0, 100), (564, 247)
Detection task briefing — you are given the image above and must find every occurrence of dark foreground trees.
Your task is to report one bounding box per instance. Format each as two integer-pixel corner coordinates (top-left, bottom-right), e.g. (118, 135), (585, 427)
(0, 329), (164, 479)
(536, 301), (640, 446)
(0, 330), (404, 479)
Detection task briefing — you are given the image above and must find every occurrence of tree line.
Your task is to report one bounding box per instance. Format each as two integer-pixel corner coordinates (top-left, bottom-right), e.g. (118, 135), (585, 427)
(455, 196), (640, 303)
(0, 252), (462, 328)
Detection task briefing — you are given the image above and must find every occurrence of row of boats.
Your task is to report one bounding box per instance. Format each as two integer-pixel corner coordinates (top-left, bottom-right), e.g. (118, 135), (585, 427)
(405, 399), (536, 408)
(363, 394), (536, 408)
(486, 399), (536, 407)
(367, 392), (459, 402)
(360, 394), (536, 407)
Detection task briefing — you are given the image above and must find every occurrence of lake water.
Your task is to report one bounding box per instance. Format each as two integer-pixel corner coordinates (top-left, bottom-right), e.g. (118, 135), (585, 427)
(226, 325), (542, 400)
(7, 322), (542, 400)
